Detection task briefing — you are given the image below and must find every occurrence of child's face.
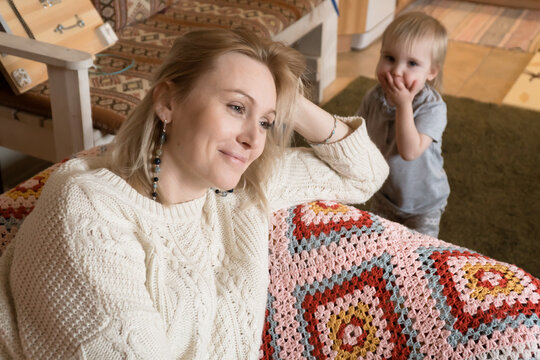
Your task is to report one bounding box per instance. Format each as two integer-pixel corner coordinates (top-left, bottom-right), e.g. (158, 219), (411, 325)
(376, 36), (439, 90)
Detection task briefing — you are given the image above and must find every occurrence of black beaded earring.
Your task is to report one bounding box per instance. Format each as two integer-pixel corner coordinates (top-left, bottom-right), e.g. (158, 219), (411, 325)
(151, 118), (167, 201)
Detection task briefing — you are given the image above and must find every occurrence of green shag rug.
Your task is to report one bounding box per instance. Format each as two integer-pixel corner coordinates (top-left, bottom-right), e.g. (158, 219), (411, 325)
(321, 76), (540, 277)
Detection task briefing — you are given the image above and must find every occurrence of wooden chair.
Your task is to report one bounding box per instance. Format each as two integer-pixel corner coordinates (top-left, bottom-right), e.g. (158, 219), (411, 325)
(0, 0), (338, 163)
(0, 32), (94, 162)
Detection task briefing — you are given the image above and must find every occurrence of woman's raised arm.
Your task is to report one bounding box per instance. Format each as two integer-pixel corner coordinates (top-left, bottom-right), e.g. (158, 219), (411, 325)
(293, 96), (352, 145)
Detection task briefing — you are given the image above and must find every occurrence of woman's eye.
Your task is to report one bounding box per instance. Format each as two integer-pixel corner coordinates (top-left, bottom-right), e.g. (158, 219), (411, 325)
(229, 104), (245, 114)
(259, 121), (274, 130)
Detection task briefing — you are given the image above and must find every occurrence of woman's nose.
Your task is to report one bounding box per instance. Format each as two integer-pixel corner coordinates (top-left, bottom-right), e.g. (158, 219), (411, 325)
(237, 118), (261, 149)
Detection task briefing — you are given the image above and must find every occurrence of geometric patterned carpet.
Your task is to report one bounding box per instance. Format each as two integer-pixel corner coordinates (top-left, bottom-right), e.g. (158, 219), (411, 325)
(260, 201), (540, 359)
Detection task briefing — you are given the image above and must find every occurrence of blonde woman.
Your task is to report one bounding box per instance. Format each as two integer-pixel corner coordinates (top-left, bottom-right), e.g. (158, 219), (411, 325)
(0, 29), (388, 359)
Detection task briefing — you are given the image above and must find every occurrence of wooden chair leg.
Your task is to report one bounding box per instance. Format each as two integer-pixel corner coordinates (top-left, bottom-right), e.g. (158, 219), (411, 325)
(47, 65), (94, 161)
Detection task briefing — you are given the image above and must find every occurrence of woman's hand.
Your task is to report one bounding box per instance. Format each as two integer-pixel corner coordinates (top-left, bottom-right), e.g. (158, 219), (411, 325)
(294, 96), (352, 144)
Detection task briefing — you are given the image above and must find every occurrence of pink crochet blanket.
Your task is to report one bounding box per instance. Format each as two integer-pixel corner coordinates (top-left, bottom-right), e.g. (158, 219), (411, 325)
(1, 147), (539, 358)
(260, 201), (540, 359)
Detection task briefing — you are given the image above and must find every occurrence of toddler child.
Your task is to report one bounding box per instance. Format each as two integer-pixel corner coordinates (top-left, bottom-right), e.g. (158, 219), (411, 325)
(356, 11), (450, 237)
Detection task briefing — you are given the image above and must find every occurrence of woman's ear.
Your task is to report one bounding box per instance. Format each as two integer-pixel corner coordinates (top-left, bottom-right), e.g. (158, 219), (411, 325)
(153, 81), (174, 123)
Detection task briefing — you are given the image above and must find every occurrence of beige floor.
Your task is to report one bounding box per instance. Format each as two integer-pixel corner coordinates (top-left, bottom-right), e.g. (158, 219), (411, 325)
(322, 35), (534, 106)
(503, 52), (540, 112)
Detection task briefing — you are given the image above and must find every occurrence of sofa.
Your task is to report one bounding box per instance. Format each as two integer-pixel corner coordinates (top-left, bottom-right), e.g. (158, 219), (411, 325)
(1, 146), (539, 359)
(0, 0), (338, 163)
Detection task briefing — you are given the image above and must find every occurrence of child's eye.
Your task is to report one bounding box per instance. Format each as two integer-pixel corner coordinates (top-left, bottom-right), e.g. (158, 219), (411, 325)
(229, 104), (245, 114)
(384, 55), (394, 62)
(408, 60), (418, 67)
(259, 121), (274, 130)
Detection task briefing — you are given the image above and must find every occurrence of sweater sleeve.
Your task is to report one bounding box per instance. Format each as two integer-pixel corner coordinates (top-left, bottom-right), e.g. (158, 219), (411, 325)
(266, 116), (389, 211)
(9, 171), (172, 359)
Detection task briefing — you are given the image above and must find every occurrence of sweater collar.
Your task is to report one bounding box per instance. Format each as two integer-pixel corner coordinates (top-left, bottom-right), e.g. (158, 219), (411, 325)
(93, 166), (207, 221)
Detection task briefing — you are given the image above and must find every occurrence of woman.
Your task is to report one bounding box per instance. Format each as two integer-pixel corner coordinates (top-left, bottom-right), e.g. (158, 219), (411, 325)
(0, 29), (388, 359)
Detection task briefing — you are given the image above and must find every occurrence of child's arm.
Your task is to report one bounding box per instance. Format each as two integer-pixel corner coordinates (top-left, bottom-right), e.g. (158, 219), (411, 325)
(379, 72), (433, 161)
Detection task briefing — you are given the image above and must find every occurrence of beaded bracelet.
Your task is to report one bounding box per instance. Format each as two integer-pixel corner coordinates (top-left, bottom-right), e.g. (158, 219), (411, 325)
(309, 114), (338, 145)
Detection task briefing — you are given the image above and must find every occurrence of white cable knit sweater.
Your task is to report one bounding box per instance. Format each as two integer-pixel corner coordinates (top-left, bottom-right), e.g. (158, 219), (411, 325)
(0, 117), (388, 359)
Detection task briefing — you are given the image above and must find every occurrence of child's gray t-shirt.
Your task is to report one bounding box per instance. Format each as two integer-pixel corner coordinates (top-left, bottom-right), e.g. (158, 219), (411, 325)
(356, 84), (450, 214)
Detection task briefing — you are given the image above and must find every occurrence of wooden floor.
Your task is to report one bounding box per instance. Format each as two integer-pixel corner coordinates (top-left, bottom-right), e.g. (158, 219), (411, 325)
(322, 35), (534, 105)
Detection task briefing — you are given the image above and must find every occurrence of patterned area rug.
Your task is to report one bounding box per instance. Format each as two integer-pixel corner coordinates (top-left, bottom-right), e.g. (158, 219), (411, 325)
(405, 0), (540, 52)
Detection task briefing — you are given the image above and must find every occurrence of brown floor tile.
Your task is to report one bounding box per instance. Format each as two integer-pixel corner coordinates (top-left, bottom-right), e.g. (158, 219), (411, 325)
(337, 38), (381, 79)
(503, 52), (540, 112)
(443, 41), (491, 97)
(322, 36), (381, 104)
(337, 34), (352, 53)
(459, 47), (532, 103)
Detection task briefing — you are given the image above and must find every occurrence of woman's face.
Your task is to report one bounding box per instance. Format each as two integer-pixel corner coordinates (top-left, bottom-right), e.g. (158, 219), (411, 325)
(158, 52), (277, 198)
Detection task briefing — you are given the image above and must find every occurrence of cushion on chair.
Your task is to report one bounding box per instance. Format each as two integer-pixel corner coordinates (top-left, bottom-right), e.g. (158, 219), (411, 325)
(1, 148), (539, 359)
(92, 0), (171, 32)
(0, 0), (325, 135)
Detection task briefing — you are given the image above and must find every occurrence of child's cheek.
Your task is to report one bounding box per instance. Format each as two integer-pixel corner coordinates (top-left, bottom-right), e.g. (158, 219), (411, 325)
(375, 64), (385, 80)
(376, 72), (388, 87)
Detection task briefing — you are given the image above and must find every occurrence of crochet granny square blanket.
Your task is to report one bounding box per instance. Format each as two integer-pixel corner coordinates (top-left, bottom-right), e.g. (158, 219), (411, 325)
(260, 201), (539, 359)
(1, 147), (539, 359)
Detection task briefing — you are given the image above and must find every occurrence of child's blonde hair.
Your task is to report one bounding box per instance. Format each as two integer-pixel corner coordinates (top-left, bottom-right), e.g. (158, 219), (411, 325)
(382, 11), (447, 91)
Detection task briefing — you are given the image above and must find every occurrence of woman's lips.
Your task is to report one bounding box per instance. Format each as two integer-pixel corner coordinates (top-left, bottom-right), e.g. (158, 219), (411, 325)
(219, 150), (247, 164)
